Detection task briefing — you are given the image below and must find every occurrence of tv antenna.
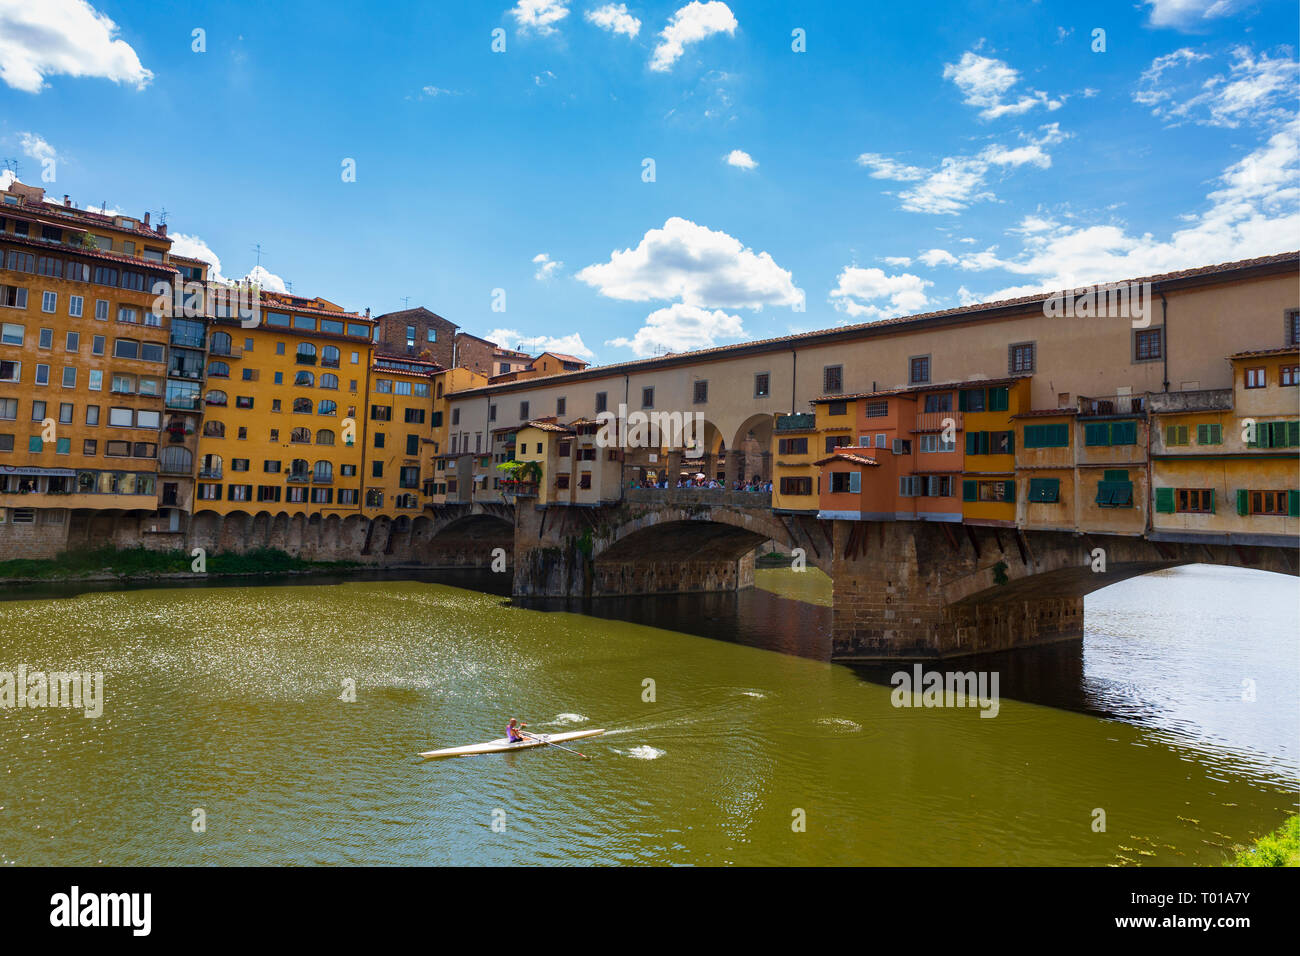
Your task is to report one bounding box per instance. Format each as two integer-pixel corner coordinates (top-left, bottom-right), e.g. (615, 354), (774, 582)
(158, 206), (168, 226)
(1, 158), (18, 181)
(400, 296), (411, 309)
(251, 243), (266, 268)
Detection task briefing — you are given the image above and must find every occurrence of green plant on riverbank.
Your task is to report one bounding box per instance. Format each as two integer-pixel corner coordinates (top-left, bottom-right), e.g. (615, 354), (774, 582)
(0, 545), (358, 581)
(1227, 814), (1300, 866)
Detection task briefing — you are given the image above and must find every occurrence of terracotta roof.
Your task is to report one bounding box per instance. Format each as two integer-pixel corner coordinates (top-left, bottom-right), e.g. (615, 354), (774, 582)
(811, 374), (1031, 404)
(539, 352), (589, 365)
(4, 193), (171, 240)
(1012, 407), (1079, 418)
(448, 252), (1299, 399)
(813, 452), (880, 467)
(518, 420), (575, 434)
(0, 230), (178, 274)
(373, 305), (459, 329)
(1230, 346), (1299, 359)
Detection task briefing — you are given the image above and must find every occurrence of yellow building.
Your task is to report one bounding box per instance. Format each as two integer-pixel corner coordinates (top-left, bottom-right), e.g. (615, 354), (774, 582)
(771, 412), (819, 512)
(1012, 409), (1077, 532)
(361, 354), (436, 517)
(513, 417), (620, 505)
(1072, 389), (1150, 536)
(1151, 347), (1299, 543)
(193, 292), (375, 517)
(0, 180), (176, 554)
(428, 366), (487, 504)
(960, 377), (1031, 527)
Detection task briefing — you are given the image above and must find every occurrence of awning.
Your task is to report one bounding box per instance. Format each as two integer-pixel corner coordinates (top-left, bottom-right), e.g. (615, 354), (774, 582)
(0, 466), (76, 477)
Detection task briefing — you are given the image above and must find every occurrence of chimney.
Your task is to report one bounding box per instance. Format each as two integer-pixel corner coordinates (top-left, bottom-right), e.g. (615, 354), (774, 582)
(143, 212), (150, 226)
(63, 195), (71, 207)
(158, 223), (167, 236)
(365, 307), (371, 318)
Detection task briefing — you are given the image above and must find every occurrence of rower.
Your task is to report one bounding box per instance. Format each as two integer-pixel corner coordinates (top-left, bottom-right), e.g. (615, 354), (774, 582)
(506, 718), (528, 742)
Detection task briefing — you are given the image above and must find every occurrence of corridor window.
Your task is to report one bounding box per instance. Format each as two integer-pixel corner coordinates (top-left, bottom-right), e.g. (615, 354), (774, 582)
(909, 355), (930, 384)
(1245, 367), (1266, 388)
(641, 387), (654, 409)
(693, 380), (708, 404)
(1133, 328), (1163, 362)
(1175, 488), (1214, 513)
(823, 365), (843, 394)
(754, 373), (770, 398)
(1009, 342), (1036, 374)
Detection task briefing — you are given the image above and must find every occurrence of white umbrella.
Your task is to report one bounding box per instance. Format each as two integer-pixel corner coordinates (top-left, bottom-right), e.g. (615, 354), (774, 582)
(694, 473), (705, 479)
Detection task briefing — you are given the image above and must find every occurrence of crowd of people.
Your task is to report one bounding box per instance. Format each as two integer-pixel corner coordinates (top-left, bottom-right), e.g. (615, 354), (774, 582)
(629, 475), (773, 493)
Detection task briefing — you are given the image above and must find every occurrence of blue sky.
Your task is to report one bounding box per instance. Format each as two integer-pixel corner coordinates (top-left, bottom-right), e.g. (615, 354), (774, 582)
(1, 0), (1296, 363)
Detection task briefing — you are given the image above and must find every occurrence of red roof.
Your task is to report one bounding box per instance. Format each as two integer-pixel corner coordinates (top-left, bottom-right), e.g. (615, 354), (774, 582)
(812, 452), (880, 467)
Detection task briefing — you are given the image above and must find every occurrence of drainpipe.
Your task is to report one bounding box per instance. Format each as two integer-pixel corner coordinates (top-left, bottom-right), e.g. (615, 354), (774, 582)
(790, 346), (797, 415)
(1160, 293), (1169, 392)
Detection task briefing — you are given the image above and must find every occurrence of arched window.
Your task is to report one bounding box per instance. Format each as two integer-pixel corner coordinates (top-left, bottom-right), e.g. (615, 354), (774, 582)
(315, 429), (335, 445)
(320, 373), (339, 390)
(296, 343), (316, 365)
(202, 420), (225, 438)
(207, 360), (230, 378)
(290, 427), (312, 444)
(313, 461), (333, 483)
(210, 331), (232, 356)
(199, 454), (222, 477)
(321, 346), (340, 368)
(294, 370), (314, 387)
(160, 446), (193, 473)
(293, 397), (313, 414)
(317, 399), (337, 416)
(289, 458), (309, 479)
(205, 390), (227, 406)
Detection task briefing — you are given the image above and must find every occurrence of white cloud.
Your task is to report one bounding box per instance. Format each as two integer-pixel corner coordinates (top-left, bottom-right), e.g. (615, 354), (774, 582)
(577, 216), (801, 309)
(0, 168), (17, 189)
(856, 153), (926, 181)
(650, 1), (737, 73)
(951, 116), (1300, 300)
(1142, 0), (1240, 31)
(244, 264), (288, 294)
(18, 131), (57, 164)
(942, 51), (1063, 120)
(166, 233), (228, 283)
(417, 85), (462, 99)
(1135, 46), (1297, 129)
(724, 148), (757, 169)
(918, 248), (958, 267)
(533, 252), (563, 280)
(865, 124), (1069, 214)
(586, 3), (640, 37)
(487, 328), (596, 360)
(606, 303), (746, 356)
(0, 0), (153, 93)
(829, 267), (933, 320)
(882, 256), (913, 267)
(509, 0), (570, 35)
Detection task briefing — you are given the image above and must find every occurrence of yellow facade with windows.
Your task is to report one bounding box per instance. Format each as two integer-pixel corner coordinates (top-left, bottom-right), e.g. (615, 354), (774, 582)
(960, 377), (1030, 526)
(193, 294), (375, 516)
(362, 357), (436, 518)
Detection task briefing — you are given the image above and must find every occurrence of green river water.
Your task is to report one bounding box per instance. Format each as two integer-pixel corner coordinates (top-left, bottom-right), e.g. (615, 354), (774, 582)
(0, 566), (1295, 865)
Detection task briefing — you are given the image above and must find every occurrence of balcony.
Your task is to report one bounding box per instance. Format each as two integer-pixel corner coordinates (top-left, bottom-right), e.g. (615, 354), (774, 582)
(209, 346), (242, 360)
(166, 396), (203, 411)
(287, 473), (311, 484)
(169, 331), (206, 349)
(168, 366), (203, 380)
(1079, 394), (1147, 417)
(1147, 388), (1232, 414)
(198, 469), (222, 480)
(776, 413), (816, 432)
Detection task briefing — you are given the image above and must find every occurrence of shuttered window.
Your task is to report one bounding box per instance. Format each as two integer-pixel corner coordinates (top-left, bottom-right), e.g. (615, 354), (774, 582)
(1024, 423), (1070, 448)
(1028, 477), (1060, 502)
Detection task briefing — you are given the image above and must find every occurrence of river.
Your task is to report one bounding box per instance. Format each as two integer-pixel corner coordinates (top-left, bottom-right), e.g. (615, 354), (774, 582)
(0, 565), (1294, 865)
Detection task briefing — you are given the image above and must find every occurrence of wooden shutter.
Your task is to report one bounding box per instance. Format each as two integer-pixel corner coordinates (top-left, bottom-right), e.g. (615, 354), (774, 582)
(1002, 480), (1016, 502)
(963, 480), (977, 502)
(1237, 489), (1249, 516)
(1155, 487), (1174, 513)
(849, 471), (861, 494)
(1289, 490), (1300, 517)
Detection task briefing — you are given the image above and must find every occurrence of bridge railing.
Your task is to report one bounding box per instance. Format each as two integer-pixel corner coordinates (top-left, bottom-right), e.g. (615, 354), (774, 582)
(626, 487), (774, 509)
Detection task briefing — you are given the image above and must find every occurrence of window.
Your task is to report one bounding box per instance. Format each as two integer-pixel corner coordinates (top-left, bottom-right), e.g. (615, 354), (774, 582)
(755, 373), (770, 398)
(1245, 367), (1266, 389)
(38, 328), (53, 349)
(293, 397), (313, 414)
(30, 400), (46, 421)
(595, 392), (608, 414)
(694, 380), (708, 404)
(0, 360), (19, 383)
(961, 479), (1015, 503)
(899, 475), (922, 497)
(1023, 423), (1070, 448)
(295, 370), (315, 387)
(919, 434), (955, 453)
(320, 373), (338, 390)
(296, 343), (317, 365)
(1237, 489), (1297, 516)
(58, 402), (73, 424)
(1096, 470), (1134, 509)
(318, 399), (337, 416)
(406, 434), (419, 456)
(641, 387), (654, 409)
(68, 296), (83, 318)
(85, 405), (99, 425)
(117, 306), (138, 324)
(1287, 310), (1299, 347)
(828, 401), (848, 416)
(1172, 488), (1214, 513)
(35, 364), (49, 386)
(1165, 424), (1189, 446)
(777, 437), (808, 455)
(824, 434), (852, 453)
(451, 408), (459, 425)
(520, 401), (530, 420)
(61, 367), (76, 388)
(1, 323), (23, 345)
(556, 396), (566, 417)
(909, 355), (930, 384)
(823, 365), (843, 394)
(108, 407), (134, 427)
(41, 291), (57, 313)
(555, 474), (570, 490)
(780, 476), (812, 496)
(371, 404), (392, 421)
(1247, 420), (1300, 448)
(1196, 423), (1222, 445)
(1009, 342), (1035, 374)
(1028, 478), (1060, 503)
(925, 475), (953, 498)
(1084, 420), (1137, 446)
(864, 401), (887, 418)
(82, 439), (96, 455)
(1281, 365), (1299, 387)
(0, 398), (15, 419)
(958, 389), (985, 412)
(923, 393), (952, 413)
(0, 285), (28, 309)
(372, 461), (383, 478)
(1134, 328), (1163, 362)
(94, 299), (109, 321)
(65, 331), (79, 352)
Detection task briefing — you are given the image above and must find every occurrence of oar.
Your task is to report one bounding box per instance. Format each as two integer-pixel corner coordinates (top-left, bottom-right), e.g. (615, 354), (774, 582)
(520, 730), (591, 760)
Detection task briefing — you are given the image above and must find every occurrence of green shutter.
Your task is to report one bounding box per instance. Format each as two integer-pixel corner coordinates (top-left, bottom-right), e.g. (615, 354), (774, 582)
(1024, 425), (1040, 448)
(1288, 421), (1300, 448)
(979, 432), (990, 455)
(1103, 469), (1129, 481)
(1155, 487), (1175, 513)
(966, 432), (978, 454)
(1111, 421), (1137, 445)
(55, 437), (70, 454)
(1237, 489), (1249, 516)
(1207, 489), (1215, 514)
(1056, 423), (1070, 447)
(1084, 423), (1109, 446)
(989, 387), (1009, 412)
(27, 435), (42, 452)
(1289, 490), (1300, 517)
(1005, 431), (1015, 453)
(1028, 477), (1060, 502)
(963, 480), (977, 502)
(958, 390), (968, 412)
(1165, 424), (1178, 446)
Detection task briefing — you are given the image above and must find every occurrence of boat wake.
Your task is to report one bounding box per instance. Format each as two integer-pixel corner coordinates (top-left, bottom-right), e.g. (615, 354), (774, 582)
(619, 745), (665, 760)
(545, 713), (588, 726)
